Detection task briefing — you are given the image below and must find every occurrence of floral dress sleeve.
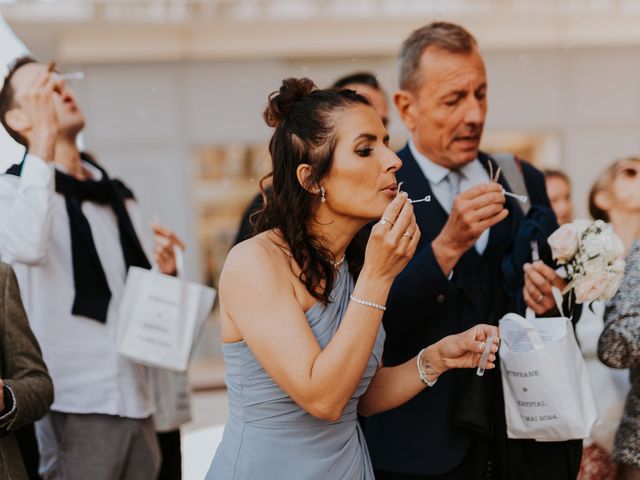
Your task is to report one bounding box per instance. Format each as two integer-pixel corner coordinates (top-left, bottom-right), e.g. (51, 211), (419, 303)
(598, 240), (640, 369)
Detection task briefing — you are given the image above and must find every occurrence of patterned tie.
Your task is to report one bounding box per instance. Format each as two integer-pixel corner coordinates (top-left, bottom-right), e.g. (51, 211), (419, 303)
(445, 169), (463, 213)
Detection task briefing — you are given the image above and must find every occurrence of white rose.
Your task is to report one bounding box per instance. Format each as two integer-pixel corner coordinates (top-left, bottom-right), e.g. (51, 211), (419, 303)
(579, 223), (624, 264)
(548, 224), (579, 263)
(582, 230), (609, 259)
(573, 219), (592, 235)
(574, 272), (610, 303)
(593, 219), (607, 230)
(609, 258), (626, 274)
(607, 233), (625, 262)
(583, 256), (607, 275)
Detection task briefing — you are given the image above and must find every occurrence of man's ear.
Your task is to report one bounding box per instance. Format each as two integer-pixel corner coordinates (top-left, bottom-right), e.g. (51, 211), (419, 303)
(4, 108), (31, 134)
(296, 163), (317, 193)
(394, 90), (418, 132)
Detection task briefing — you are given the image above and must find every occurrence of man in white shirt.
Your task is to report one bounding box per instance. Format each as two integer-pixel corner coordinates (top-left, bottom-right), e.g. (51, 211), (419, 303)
(0, 57), (183, 480)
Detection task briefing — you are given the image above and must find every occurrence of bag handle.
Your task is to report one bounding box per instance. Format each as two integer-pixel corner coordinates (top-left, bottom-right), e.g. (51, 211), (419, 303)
(174, 246), (184, 278)
(525, 286), (564, 320)
(503, 287), (564, 350)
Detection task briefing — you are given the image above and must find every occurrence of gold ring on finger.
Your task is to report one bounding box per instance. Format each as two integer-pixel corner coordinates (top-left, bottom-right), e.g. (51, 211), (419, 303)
(380, 216), (394, 227)
(536, 293), (544, 303)
(402, 230), (414, 239)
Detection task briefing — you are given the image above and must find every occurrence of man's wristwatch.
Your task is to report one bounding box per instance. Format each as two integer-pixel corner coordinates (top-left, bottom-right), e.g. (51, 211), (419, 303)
(417, 348), (439, 387)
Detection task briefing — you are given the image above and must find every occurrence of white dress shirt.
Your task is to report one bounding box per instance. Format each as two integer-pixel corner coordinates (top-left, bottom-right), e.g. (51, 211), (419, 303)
(0, 154), (153, 418)
(409, 140), (491, 254)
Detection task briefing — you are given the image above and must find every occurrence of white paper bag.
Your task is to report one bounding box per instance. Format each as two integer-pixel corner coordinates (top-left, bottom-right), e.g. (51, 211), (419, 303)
(118, 248), (216, 371)
(499, 288), (598, 441)
(150, 368), (192, 432)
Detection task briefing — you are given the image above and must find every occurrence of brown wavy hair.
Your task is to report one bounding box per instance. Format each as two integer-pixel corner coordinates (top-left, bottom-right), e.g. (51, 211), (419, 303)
(255, 77), (371, 303)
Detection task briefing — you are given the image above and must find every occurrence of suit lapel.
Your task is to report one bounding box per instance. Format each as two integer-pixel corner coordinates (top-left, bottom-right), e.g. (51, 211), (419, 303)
(396, 145), (524, 317)
(398, 147), (520, 258)
(396, 145), (449, 244)
(397, 145), (485, 313)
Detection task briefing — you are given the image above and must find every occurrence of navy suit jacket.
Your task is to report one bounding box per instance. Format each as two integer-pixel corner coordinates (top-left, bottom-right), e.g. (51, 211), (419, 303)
(364, 145), (553, 477)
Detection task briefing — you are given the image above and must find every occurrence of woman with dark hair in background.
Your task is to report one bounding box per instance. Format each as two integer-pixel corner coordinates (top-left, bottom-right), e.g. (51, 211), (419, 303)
(205, 78), (499, 479)
(332, 72), (390, 127)
(594, 158), (640, 480)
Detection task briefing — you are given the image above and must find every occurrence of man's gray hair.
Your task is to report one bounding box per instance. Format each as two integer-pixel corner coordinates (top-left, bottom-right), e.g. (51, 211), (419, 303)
(399, 22), (478, 92)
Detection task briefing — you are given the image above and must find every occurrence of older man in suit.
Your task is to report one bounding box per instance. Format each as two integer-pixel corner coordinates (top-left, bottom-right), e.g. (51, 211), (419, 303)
(365, 22), (580, 480)
(0, 262), (53, 479)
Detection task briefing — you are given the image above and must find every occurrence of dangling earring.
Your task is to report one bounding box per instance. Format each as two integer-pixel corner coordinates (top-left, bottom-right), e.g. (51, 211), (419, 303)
(320, 186), (326, 203)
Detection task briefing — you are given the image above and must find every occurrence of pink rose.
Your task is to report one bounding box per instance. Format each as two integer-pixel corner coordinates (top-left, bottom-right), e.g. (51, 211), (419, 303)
(600, 271), (624, 302)
(574, 272), (609, 303)
(548, 225), (579, 263)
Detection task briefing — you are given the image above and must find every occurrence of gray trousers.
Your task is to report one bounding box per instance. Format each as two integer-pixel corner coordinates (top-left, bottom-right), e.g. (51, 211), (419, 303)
(36, 412), (161, 480)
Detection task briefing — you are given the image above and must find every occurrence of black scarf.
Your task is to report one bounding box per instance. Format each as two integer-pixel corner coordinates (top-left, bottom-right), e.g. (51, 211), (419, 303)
(6, 152), (151, 323)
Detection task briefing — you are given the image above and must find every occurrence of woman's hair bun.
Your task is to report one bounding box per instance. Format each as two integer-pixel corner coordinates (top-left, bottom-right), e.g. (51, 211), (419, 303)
(264, 77), (317, 128)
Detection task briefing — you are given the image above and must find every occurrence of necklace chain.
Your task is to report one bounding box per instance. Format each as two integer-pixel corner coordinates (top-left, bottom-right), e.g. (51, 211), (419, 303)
(332, 254), (346, 269)
(314, 244), (346, 269)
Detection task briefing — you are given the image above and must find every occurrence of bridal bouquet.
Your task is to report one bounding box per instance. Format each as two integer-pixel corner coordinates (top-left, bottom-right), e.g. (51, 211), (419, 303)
(547, 219), (625, 303)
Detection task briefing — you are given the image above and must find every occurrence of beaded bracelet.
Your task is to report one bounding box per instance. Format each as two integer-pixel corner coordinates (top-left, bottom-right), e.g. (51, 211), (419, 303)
(349, 294), (386, 311)
(417, 347), (439, 387)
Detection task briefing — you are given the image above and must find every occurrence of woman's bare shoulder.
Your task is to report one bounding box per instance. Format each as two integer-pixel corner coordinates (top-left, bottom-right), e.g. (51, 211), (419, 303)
(221, 231), (292, 285)
(226, 231), (288, 266)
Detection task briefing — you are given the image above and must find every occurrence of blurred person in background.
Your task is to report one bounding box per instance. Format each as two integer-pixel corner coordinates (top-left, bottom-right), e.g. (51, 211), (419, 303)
(542, 167), (630, 480)
(206, 77), (499, 479)
(0, 262), (53, 480)
(332, 72), (390, 128)
(364, 21), (580, 480)
(595, 158), (640, 480)
(544, 169), (573, 225)
(233, 71), (391, 246)
(0, 56), (184, 480)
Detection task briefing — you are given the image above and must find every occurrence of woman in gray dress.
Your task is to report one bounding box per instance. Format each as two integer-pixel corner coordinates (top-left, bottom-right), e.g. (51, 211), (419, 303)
(595, 157), (640, 480)
(207, 78), (500, 480)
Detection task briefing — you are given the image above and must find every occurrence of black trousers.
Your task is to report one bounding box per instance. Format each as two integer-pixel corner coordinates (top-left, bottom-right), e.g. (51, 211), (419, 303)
(157, 430), (182, 480)
(375, 462), (480, 480)
(375, 438), (491, 480)
(374, 437), (581, 480)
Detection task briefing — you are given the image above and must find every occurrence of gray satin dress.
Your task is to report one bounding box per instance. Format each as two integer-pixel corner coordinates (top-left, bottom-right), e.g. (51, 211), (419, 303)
(206, 262), (385, 480)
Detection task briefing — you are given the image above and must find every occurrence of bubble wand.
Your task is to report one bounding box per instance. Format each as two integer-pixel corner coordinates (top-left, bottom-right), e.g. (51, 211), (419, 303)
(397, 182), (432, 204)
